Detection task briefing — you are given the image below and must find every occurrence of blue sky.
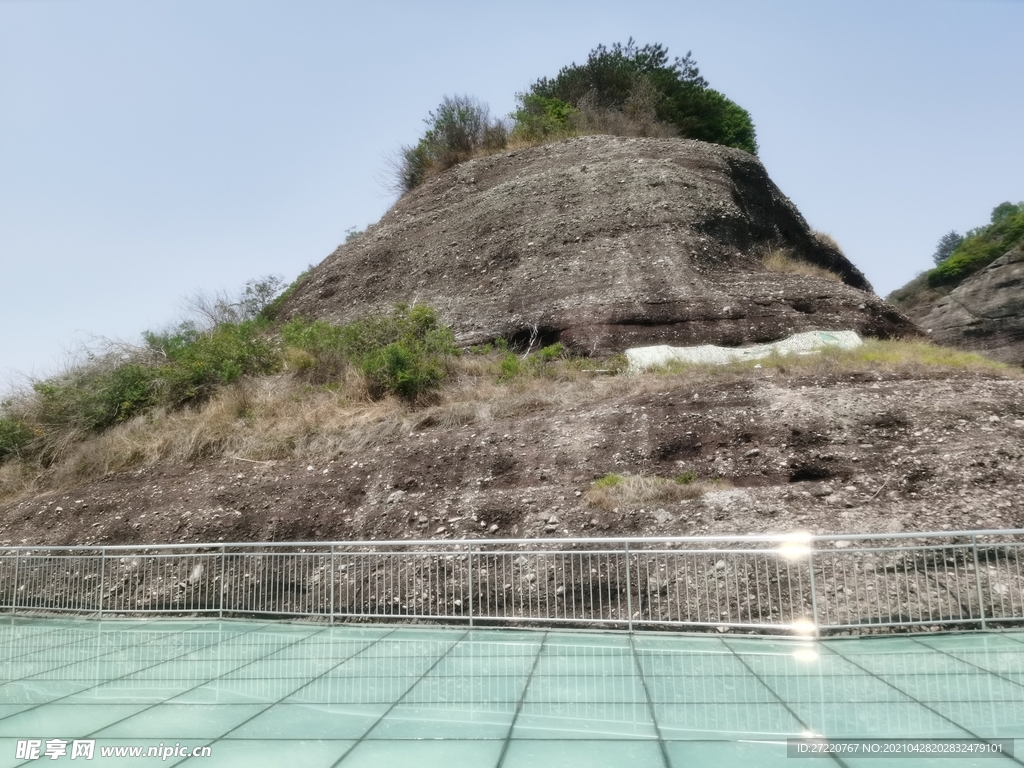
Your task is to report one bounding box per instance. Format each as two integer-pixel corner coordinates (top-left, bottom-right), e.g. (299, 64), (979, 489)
(2, 0), (1022, 391)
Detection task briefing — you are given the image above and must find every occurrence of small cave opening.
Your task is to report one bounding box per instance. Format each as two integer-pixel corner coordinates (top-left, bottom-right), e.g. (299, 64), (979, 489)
(788, 465), (833, 483)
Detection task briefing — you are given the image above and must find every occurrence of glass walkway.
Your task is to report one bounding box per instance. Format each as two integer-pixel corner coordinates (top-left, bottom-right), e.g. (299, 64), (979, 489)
(0, 618), (1021, 766)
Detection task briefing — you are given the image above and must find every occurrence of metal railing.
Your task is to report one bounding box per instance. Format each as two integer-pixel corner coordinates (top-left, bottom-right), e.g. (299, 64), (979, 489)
(2, 530), (1022, 635)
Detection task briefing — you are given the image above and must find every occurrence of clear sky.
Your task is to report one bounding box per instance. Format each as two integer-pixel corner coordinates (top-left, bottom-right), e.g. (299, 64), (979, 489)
(2, 0), (1022, 393)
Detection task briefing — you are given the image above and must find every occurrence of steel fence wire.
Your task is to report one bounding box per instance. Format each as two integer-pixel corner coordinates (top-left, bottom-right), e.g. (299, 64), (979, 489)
(2, 531), (1022, 635)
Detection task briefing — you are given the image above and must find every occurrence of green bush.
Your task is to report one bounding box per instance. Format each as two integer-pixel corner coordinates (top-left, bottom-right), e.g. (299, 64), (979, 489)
(498, 353), (521, 381)
(522, 39), (758, 154)
(538, 342), (565, 362)
(594, 473), (624, 488)
(495, 342), (568, 382)
(282, 304), (458, 399)
(932, 231), (964, 266)
(0, 417), (34, 461)
(30, 361), (158, 438)
(145, 319), (280, 407)
(510, 95), (579, 142)
(395, 95), (509, 193)
(0, 302), (457, 467)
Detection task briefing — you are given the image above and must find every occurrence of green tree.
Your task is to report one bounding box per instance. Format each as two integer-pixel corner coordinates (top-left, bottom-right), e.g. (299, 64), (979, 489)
(522, 39), (757, 154)
(932, 231), (964, 265)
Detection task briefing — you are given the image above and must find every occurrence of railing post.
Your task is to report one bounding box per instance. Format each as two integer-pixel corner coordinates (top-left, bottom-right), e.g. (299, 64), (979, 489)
(98, 549), (106, 619)
(467, 542), (474, 629)
(972, 535), (987, 630)
(12, 549), (20, 613)
(625, 542), (633, 633)
(807, 546), (820, 638)
(330, 545), (336, 626)
(219, 546), (226, 619)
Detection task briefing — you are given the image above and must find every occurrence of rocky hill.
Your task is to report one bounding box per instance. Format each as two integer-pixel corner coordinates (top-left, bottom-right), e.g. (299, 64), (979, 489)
(893, 246), (1024, 367)
(8, 136), (1019, 550)
(279, 135), (917, 352)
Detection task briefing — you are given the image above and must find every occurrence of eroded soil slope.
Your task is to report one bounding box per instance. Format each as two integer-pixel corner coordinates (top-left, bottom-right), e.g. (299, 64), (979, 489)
(3, 368), (1022, 547)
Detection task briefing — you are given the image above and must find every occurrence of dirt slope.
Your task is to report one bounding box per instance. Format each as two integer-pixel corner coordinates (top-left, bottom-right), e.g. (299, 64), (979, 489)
(3, 367), (1021, 548)
(279, 135), (917, 353)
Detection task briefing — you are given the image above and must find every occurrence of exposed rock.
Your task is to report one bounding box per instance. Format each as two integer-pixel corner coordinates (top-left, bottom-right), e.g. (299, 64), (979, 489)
(912, 247), (1024, 366)
(279, 135), (918, 353)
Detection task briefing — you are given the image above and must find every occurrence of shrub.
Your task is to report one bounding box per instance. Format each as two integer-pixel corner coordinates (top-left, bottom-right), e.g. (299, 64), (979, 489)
(675, 471), (698, 485)
(594, 473), (624, 488)
(282, 304), (458, 400)
(29, 360), (158, 440)
(498, 353), (521, 381)
(932, 231), (964, 265)
(145, 319), (281, 407)
(538, 342), (564, 362)
(0, 417), (34, 461)
(361, 340), (447, 400)
(395, 95), (509, 193)
(510, 94), (579, 142)
(523, 39), (757, 154)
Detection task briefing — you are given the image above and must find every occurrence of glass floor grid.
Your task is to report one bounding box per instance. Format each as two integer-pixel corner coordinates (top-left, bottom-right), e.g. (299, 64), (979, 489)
(0, 618), (1021, 767)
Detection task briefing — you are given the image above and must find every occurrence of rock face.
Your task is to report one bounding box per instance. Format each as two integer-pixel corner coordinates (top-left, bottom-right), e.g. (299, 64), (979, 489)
(911, 248), (1024, 366)
(280, 135), (917, 353)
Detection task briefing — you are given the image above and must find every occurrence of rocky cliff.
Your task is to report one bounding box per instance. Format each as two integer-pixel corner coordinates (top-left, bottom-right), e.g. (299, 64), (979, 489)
(906, 247), (1024, 366)
(279, 135), (917, 352)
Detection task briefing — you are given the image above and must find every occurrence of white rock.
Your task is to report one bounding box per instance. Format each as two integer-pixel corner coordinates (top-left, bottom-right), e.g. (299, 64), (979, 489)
(625, 330), (864, 372)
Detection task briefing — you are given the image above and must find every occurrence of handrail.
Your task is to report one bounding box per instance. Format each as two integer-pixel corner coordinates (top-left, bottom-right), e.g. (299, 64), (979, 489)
(2, 530), (1022, 635)
(1, 529), (1021, 553)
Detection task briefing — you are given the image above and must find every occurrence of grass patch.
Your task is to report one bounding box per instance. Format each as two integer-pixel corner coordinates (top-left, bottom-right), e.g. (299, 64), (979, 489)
(762, 248), (843, 283)
(649, 338), (1014, 379)
(585, 473), (725, 511)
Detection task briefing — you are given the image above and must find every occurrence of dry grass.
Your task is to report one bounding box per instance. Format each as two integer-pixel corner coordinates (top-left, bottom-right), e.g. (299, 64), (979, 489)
(584, 473), (726, 511)
(812, 230), (843, 253)
(762, 248), (843, 283)
(651, 338), (1017, 380)
(37, 377), (411, 492)
(886, 272), (950, 314)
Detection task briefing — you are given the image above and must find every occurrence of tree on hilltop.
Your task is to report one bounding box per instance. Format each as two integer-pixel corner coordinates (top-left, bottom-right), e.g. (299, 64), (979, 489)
(518, 39), (758, 154)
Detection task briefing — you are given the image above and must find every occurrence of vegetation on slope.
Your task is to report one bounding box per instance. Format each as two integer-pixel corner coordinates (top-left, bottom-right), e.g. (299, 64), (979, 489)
(395, 39), (758, 193)
(1, 314), (1013, 506)
(0, 296), (457, 472)
(889, 201), (1024, 311)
